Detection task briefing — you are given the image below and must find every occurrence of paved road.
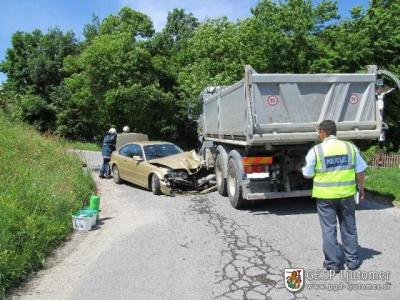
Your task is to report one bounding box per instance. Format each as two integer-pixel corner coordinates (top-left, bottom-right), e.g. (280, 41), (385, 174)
(11, 151), (400, 300)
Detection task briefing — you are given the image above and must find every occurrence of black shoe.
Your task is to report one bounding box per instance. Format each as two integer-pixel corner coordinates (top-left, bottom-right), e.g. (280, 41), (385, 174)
(105, 175), (112, 179)
(99, 174), (105, 178)
(323, 263), (344, 274)
(347, 262), (361, 270)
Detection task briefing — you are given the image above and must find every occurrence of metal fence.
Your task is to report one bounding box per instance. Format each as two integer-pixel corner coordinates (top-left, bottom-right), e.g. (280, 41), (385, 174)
(370, 153), (400, 168)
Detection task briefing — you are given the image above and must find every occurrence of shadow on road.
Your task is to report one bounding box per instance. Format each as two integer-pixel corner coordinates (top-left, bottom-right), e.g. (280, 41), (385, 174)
(359, 246), (382, 262)
(247, 197), (316, 215)
(91, 217), (113, 231)
(244, 196), (392, 216)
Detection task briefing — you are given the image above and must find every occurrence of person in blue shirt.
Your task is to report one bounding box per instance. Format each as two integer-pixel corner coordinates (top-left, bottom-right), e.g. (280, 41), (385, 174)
(302, 120), (367, 273)
(99, 128), (117, 178)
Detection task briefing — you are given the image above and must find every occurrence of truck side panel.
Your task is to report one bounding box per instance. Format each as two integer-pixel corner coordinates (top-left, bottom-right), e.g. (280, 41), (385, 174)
(203, 93), (219, 135)
(219, 81), (247, 137)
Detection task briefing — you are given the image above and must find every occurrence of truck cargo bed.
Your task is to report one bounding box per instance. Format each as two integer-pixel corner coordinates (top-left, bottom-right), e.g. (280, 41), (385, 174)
(200, 66), (380, 145)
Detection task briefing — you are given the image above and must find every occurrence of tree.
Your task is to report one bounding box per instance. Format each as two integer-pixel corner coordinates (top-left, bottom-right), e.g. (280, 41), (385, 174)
(83, 15), (101, 43)
(0, 28), (78, 131)
(177, 18), (244, 104)
(0, 28), (78, 97)
(99, 7), (154, 39)
(316, 6), (372, 73)
(148, 9), (200, 93)
(246, 0), (339, 73)
(59, 8), (181, 143)
(367, 0), (400, 70)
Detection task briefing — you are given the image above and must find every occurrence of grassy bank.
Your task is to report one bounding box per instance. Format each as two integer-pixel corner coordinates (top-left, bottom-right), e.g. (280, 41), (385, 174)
(63, 140), (100, 151)
(365, 167), (400, 202)
(0, 113), (94, 295)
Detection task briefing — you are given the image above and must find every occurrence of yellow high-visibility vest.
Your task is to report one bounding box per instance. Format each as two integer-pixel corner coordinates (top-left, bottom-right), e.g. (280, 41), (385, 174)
(313, 137), (356, 199)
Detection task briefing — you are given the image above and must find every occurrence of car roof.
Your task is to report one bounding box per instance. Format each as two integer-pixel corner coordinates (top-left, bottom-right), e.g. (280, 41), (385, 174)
(123, 141), (174, 147)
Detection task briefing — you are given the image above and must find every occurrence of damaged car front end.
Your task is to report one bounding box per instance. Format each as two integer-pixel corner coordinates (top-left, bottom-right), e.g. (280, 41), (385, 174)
(149, 150), (216, 194)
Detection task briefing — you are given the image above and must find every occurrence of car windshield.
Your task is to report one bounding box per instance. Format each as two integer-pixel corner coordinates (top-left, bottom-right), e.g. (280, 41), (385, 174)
(143, 144), (183, 161)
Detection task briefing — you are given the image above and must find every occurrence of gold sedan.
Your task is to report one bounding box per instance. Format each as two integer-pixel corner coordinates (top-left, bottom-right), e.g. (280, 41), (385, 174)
(110, 139), (207, 195)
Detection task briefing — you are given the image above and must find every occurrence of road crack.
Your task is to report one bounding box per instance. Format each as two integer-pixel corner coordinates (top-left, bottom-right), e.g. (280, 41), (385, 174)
(188, 195), (307, 300)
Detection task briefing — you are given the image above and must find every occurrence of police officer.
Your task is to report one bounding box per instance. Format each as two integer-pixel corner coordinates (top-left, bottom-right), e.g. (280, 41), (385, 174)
(99, 127), (117, 178)
(302, 120), (367, 273)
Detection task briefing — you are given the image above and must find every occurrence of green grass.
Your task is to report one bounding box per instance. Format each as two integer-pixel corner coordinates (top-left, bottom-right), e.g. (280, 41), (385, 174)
(64, 140), (100, 151)
(0, 113), (94, 295)
(365, 167), (400, 202)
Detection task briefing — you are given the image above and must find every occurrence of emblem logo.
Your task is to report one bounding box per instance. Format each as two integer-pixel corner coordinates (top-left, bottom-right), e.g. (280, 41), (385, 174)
(349, 93), (359, 104)
(284, 268), (304, 292)
(267, 95), (278, 106)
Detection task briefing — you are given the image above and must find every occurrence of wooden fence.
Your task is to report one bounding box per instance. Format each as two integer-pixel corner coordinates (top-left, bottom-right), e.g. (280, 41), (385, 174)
(370, 153), (400, 168)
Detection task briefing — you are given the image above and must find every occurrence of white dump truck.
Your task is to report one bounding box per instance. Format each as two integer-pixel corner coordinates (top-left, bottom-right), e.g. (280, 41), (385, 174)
(198, 65), (399, 208)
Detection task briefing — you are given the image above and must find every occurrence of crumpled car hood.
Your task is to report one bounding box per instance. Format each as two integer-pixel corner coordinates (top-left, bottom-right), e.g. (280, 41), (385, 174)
(149, 150), (203, 174)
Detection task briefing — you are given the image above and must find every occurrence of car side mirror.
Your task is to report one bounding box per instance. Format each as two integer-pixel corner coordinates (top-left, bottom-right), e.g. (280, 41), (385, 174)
(133, 155), (143, 161)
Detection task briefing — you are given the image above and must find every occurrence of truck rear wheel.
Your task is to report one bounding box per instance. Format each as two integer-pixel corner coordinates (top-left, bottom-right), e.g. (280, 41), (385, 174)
(215, 154), (228, 196)
(227, 158), (247, 209)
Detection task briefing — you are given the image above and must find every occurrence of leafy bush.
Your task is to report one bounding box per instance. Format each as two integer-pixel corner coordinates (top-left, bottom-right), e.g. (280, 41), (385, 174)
(0, 113), (94, 295)
(361, 145), (380, 164)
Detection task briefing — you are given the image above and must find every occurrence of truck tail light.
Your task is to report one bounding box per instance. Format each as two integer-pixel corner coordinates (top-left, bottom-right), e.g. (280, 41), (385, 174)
(242, 156), (273, 173)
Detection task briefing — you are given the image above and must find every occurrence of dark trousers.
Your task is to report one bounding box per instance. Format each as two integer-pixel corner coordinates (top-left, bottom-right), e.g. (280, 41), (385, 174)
(317, 196), (360, 269)
(100, 158), (111, 177)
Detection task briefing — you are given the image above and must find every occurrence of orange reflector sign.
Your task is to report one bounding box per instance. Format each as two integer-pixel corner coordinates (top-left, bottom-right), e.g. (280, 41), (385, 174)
(244, 165), (267, 173)
(242, 156), (273, 165)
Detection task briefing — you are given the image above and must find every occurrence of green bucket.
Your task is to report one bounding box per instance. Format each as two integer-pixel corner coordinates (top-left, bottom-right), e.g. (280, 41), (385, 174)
(80, 207), (98, 216)
(89, 195), (101, 212)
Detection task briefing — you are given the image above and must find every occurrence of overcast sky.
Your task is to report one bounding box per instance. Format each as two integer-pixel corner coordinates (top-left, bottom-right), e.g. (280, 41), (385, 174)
(0, 0), (369, 83)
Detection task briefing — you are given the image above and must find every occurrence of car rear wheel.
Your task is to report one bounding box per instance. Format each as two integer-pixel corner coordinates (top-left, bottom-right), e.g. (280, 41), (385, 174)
(215, 154), (228, 196)
(112, 165), (122, 184)
(151, 174), (161, 195)
(227, 158), (247, 209)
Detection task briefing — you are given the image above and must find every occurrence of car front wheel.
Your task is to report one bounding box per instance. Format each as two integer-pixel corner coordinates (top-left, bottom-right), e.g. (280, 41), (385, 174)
(151, 174), (161, 195)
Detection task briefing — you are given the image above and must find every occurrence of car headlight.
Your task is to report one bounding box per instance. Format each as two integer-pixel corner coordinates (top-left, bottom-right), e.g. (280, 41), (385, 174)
(169, 170), (188, 179)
